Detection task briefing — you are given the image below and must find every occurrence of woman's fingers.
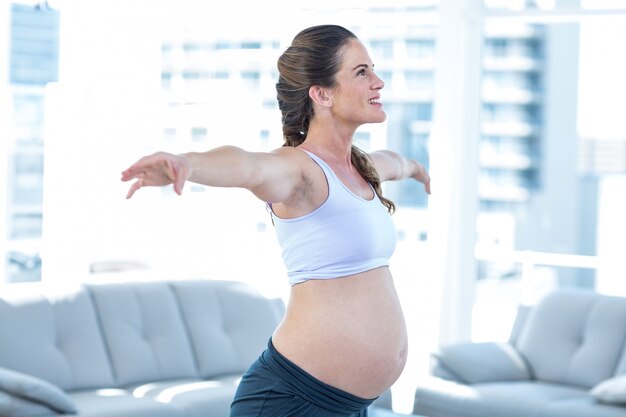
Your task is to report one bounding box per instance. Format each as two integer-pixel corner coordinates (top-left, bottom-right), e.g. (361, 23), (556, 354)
(173, 168), (186, 195)
(121, 153), (161, 181)
(122, 153), (188, 198)
(120, 168), (134, 182)
(126, 179), (143, 199)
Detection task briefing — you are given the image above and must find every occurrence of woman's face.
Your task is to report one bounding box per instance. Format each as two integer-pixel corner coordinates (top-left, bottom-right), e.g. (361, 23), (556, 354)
(327, 39), (386, 127)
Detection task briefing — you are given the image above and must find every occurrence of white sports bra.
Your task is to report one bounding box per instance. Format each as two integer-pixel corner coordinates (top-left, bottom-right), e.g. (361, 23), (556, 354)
(268, 150), (397, 285)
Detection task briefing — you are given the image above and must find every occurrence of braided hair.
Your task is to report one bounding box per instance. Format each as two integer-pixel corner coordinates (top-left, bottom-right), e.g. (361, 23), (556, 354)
(276, 25), (395, 213)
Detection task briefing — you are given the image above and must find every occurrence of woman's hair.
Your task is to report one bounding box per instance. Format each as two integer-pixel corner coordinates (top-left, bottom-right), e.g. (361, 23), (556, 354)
(276, 24), (395, 214)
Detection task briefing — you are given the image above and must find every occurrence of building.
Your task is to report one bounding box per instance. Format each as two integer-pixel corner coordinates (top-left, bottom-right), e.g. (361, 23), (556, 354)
(1, 2), (59, 282)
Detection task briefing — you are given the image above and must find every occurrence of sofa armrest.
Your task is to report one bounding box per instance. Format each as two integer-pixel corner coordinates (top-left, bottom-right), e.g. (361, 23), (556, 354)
(509, 304), (533, 346)
(432, 342), (531, 384)
(0, 367), (77, 414)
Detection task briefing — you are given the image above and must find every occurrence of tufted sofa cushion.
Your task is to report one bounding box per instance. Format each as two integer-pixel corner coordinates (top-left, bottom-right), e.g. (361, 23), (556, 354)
(516, 289), (626, 388)
(88, 281), (199, 386)
(0, 285), (114, 391)
(0, 279), (293, 417)
(170, 280), (281, 378)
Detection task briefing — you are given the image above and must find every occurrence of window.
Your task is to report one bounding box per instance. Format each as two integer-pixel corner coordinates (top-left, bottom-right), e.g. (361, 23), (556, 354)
(161, 72), (172, 89)
(406, 38), (435, 59)
(163, 128), (177, 141)
(191, 127), (207, 142)
(369, 39), (394, 59)
(405, 71), (434, 90)
(409, 103), (433, 121)
(241, 71), (260, 89)
(241, 41), (261, 49)
(2, 4), (58, 283)
(472, 6), (626, 343)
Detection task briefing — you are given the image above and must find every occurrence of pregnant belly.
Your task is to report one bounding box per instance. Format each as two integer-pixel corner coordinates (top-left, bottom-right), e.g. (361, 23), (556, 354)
(272, 268), (408, 399)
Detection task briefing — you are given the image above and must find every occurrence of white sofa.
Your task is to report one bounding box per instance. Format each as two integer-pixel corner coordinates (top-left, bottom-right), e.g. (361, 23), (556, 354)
(413, 288), (626, 417)
(0, 279), (393, 417)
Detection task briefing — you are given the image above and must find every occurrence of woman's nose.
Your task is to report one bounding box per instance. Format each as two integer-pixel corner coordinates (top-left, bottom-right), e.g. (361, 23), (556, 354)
(372, 73), (384, 90)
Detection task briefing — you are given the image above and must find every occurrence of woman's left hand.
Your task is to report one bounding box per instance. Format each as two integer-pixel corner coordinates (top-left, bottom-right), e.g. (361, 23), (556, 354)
(413, 162), (431, 195)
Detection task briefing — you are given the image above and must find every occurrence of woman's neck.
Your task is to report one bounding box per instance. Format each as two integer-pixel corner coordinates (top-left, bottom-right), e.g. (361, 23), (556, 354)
(302, 119), (357, 165)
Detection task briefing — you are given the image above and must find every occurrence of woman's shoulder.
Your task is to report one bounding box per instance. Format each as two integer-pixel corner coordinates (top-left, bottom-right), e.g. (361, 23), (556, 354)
(264, 146), (324, 179)
(270, 145), (306, 156)
(269, 146), (318, 167)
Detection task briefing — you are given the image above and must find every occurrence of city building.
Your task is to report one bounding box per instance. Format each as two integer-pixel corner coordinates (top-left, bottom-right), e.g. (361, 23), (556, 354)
(1, 2), (59, 282)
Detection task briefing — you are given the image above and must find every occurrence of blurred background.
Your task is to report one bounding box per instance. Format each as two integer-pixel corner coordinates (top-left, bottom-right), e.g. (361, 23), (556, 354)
(1, 0), (625, 412)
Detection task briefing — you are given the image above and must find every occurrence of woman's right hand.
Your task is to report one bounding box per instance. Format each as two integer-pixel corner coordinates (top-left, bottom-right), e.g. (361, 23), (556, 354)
(121, 152), (191, 199)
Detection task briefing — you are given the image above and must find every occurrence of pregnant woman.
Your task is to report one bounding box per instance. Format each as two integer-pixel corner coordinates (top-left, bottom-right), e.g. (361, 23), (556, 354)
(122, 24), (430, 417)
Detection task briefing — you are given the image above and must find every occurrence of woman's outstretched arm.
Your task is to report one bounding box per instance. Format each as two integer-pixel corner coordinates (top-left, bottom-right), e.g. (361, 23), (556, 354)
(369, 150), (431, 194)
(121, 146), (304, 203)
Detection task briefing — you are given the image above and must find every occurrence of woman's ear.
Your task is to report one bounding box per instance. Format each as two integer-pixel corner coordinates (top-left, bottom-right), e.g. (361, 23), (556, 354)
(309, 85), (333, 107)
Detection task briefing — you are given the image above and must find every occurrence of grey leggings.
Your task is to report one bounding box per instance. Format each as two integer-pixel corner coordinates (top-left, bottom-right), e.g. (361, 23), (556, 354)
(230, 339), (375, 417)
